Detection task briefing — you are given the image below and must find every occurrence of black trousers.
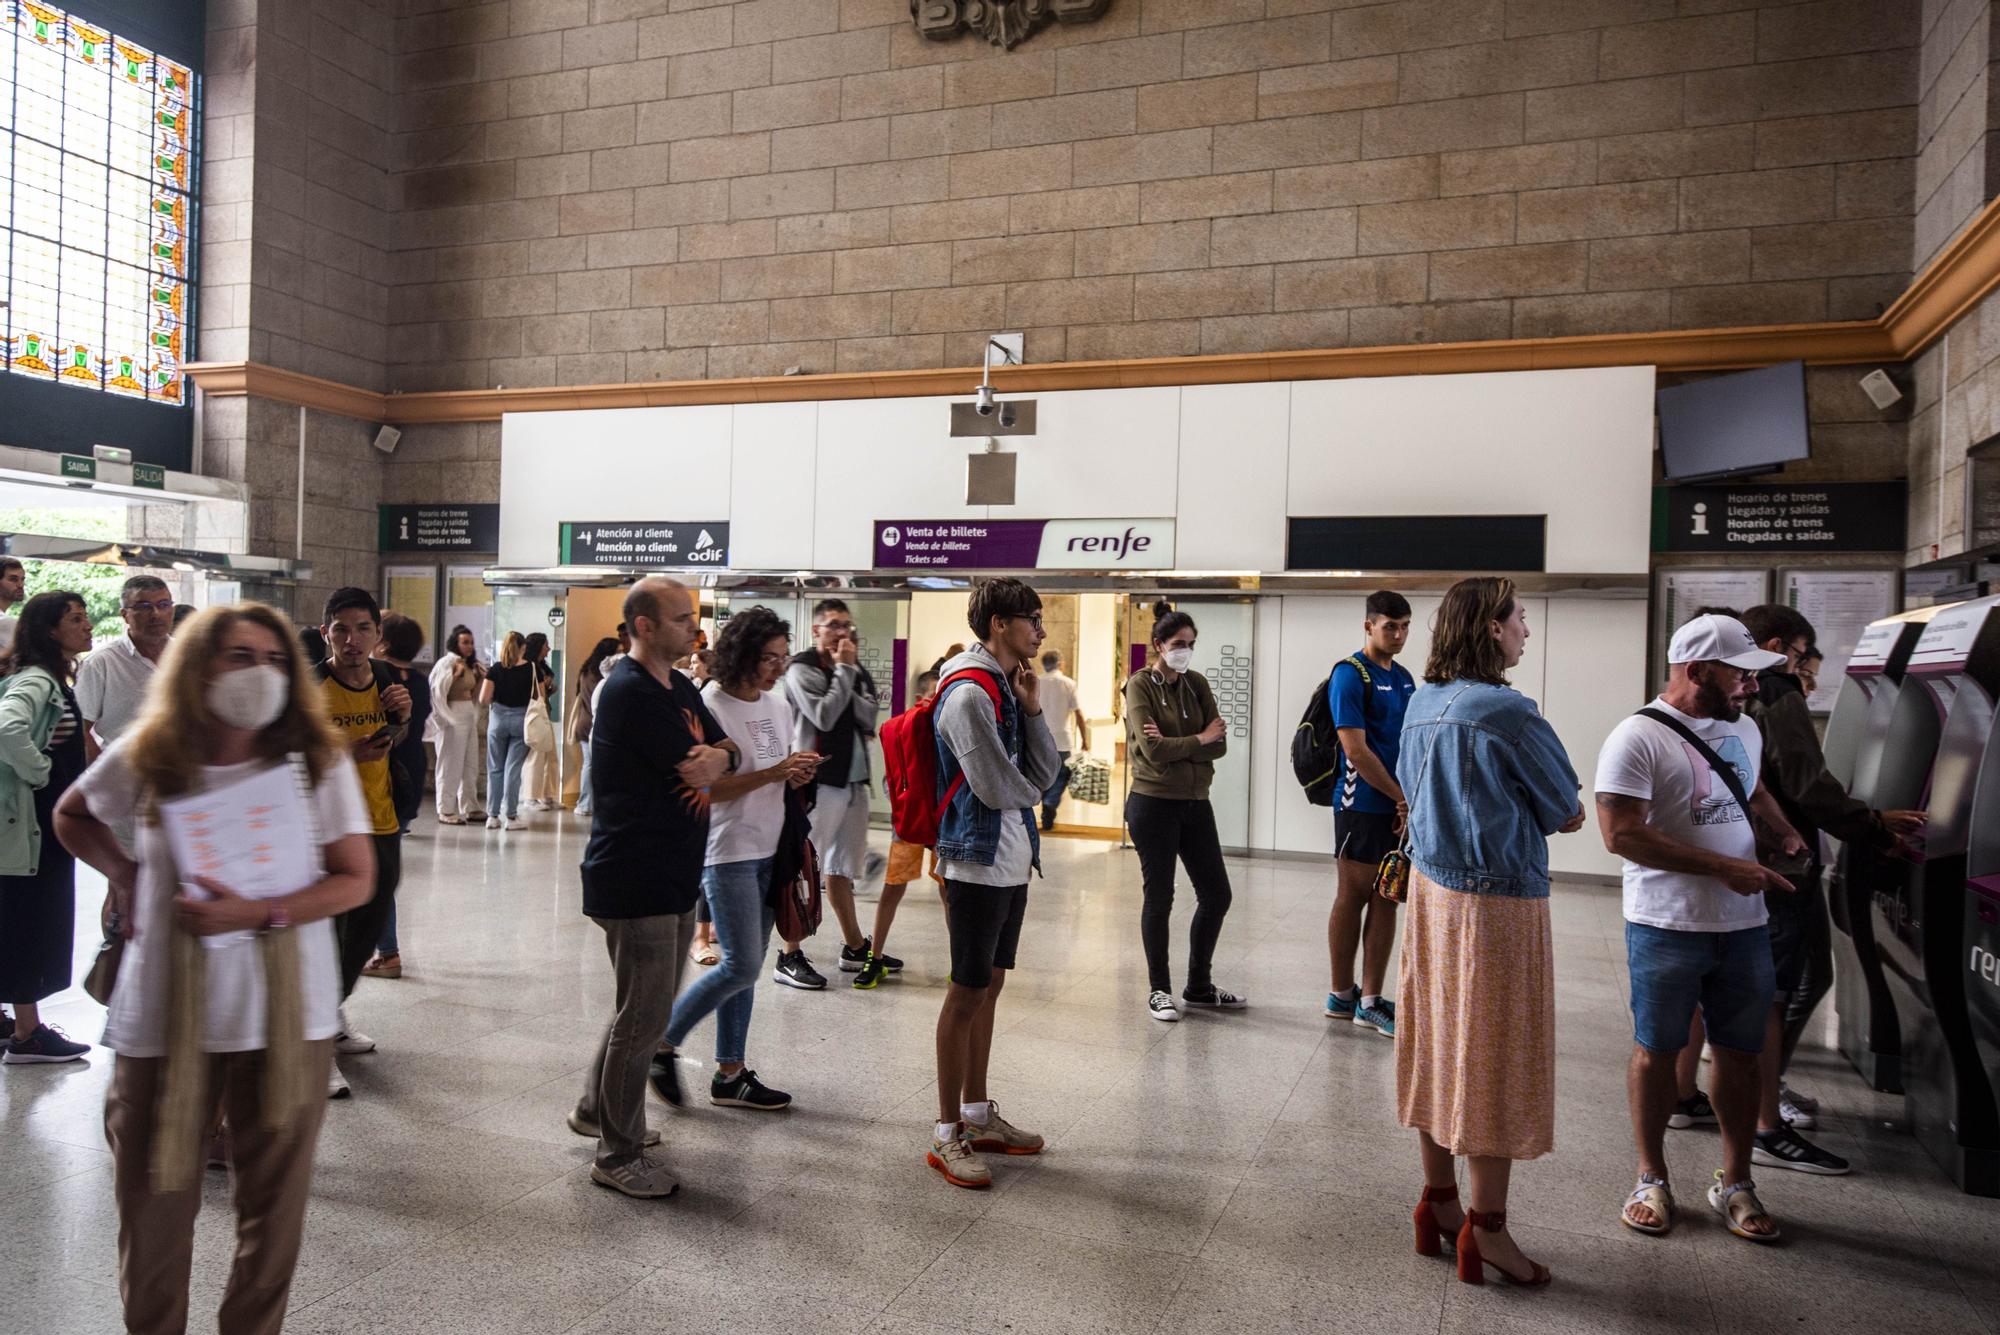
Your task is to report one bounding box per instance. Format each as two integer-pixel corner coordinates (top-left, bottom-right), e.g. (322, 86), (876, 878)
(336, 834), (402, 1000)
(1779, 874), (1833, 1075)
(1126, 792), (1233, 995)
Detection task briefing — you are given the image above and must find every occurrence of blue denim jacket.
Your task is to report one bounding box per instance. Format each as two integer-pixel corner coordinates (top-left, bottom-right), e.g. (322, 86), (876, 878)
(1395, 680), (1582, 899)
(934, 655), (1043, 874)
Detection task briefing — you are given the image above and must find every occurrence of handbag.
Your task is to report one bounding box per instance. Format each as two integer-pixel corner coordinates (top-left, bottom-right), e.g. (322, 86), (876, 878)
(1375, 685), (1472, 904)
(524, 667), (556, 754)
(771, 784), (822, 941)
(83, 917), (124, 1005)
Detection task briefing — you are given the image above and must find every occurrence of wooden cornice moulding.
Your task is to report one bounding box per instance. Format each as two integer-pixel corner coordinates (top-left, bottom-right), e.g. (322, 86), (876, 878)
(186, 195), (2000, 426)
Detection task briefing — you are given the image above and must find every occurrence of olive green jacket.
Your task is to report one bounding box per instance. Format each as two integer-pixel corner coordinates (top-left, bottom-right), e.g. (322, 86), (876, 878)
(0, 667), (66, 876)
(1123, 667), (1226, 801)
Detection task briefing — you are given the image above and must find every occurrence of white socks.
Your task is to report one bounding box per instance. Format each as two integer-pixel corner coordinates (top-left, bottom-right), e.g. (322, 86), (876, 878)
(1361, 994), (1383, 1011)
(935, 1120), (959, 1144)
(1332, 986), (1360, 1002)
(961, 1100), (993, 1127)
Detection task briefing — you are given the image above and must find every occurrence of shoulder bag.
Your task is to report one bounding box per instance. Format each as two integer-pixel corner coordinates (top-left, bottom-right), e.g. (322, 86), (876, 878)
(523, 665), (556, 755)
(1375, 685), (1471, 904)
(1634, 707), (1754, 822)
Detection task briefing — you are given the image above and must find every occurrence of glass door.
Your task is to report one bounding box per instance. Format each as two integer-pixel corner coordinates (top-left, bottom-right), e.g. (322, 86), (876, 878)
(1127, 595), (1257, 850)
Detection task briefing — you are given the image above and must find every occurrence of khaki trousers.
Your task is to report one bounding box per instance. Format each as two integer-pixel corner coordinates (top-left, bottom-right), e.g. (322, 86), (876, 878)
(105, 1040), (334, 1335)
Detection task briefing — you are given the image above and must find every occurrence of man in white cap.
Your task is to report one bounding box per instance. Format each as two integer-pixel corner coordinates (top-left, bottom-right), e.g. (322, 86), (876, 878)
(1594, 613), (1806, 1245)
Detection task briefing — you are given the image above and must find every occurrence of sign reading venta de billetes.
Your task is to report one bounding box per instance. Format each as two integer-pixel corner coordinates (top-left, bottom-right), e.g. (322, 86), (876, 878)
(874, 519), (1174, 570)
(1655, 482), (1907, 553)
(560, 521), (731, 568)
(379, 504), (501, 553)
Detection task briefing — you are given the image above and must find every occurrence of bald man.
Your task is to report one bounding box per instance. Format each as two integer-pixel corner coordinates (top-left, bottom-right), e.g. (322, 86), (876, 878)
(572, 577), (736, 1199)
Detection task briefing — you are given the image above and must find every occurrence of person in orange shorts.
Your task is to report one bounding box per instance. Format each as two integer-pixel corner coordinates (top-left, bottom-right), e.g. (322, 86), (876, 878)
(857, 671), (941, 989)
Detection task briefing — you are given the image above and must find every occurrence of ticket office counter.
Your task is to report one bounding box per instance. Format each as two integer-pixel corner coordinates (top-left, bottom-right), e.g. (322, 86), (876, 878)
(1827, 612), (1936, 1091)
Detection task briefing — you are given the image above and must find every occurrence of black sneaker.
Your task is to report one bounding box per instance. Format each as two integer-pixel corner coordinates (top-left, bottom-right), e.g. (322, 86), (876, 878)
(648, 1052), (684, 1107)
(3, 1023), (91, 1064)
(1753, 1126), (1851, 1176)
(852, 957), (890, 990)
(1667, 1090), (1717, 1130)
(839, 936), (903, 973)
(773, 950), (826, 990)
(711, 1068), (792, 1111)
(1182, 985), (1248, 1009)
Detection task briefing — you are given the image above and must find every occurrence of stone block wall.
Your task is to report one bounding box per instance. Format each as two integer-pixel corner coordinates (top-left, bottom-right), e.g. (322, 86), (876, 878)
(382, 0), (1924, 392)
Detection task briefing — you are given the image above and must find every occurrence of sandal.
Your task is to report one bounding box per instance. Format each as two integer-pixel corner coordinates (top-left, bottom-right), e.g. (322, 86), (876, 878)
(689, 942), (721, 967)
(1708, 1170), (1781, 1243)
(1622, 1173), (1674, 1235)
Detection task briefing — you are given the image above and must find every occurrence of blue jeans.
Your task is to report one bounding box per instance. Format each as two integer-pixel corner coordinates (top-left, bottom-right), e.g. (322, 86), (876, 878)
(665, 857), (775, 1066)
(575, 739), (594, 814)
(1625, 921), (1774, 1055)
(378, 900), (397, 955)
(1042, 751), (1071, 825)
(486, 704), (528, 819)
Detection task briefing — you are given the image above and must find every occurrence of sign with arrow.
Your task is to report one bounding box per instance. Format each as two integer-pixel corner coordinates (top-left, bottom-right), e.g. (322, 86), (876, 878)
(560, 521), (730, 569)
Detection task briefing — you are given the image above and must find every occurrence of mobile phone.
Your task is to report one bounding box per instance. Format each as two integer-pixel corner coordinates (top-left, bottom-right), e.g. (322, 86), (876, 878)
(365, 725), (394, 746)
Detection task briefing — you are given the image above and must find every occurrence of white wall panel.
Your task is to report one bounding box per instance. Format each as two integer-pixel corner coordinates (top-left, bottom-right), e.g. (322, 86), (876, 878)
(1002, 387), (1182, 521)
(814, 396), (987, 570)
(499, 406), (733, 567)
(1178, 382), (1290, 572)
(1287, 366), (1654, 574)
(1544, 598), (1648, 878)
(729, 402), (817, 569)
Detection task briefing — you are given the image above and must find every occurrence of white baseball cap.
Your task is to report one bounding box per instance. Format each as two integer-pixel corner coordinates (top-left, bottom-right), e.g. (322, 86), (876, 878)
(1668, 613), (1787, 671)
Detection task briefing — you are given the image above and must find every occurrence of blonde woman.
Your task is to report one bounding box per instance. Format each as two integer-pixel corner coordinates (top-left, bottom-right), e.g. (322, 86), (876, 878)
(479, 631), (540, 830)
(54, 603), (374, 1334)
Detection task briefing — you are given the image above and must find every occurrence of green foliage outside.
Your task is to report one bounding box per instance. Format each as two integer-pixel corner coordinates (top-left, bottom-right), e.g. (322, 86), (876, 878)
(0, 506), (137, 642)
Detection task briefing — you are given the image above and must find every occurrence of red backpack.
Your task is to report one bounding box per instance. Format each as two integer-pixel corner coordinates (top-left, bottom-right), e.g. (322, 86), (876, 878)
(880, 668), (1004, 848)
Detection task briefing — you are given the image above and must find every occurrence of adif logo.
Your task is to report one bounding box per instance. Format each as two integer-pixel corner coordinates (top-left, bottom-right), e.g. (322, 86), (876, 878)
(696, 529), (715, 550)
(881, 526), (902, 547)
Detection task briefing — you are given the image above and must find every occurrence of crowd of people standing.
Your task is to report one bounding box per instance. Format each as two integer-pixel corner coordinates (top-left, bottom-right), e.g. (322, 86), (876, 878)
(0, 556), (1912, 1328)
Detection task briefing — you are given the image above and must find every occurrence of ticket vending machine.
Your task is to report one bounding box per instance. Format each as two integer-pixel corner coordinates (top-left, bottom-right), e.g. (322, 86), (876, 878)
(1967, 787), (2000, 1194)
(1881, 596), (2000, 1195)
(1827, 610), (1940, 1090)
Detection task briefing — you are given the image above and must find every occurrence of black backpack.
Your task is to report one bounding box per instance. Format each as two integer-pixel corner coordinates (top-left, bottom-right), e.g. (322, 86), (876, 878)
(1292, 655), (1373, 807)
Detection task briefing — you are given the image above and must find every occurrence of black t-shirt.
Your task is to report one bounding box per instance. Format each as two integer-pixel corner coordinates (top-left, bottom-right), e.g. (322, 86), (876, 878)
(581, 657), (721, 918)
(488, 660), (550, 707)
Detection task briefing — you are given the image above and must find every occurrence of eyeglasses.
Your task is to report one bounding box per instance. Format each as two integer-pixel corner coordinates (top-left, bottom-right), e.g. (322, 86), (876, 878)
(1009, 614), (1044, 630)
(127, 599), (174, 615)
(759, 651), (789, 665)
(821, 620), (854, 634)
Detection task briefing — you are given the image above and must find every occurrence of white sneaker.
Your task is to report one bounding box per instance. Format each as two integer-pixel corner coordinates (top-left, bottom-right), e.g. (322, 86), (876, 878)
(485, 816), (503, 829)
(505, 817), (529, 831)
(1148, 990), (1180, 1022)
(327, 1063), (350, 1099)
(1778, 1089), (1817, 1129)
(334, 1008), (375, 1054)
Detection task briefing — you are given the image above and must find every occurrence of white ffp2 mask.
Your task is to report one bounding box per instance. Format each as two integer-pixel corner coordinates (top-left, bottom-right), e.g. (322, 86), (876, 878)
(1162, 647), (1194, 673)
(208, 665), (290, 731)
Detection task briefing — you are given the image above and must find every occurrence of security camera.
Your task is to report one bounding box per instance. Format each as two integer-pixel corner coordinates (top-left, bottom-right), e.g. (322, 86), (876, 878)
(998, 402), (1017, 428)
(974, 384), (998, 416)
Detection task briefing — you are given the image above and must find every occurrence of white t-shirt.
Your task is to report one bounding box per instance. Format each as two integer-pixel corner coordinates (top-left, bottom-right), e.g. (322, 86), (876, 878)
(700, 683), (793, 866)
(0, 613), (14, 654)
(1594, 696), (1768, 933)
(75, 635), (160, 743)
(77, 739), (372, 1056)
(1039, 670), (1080, 752)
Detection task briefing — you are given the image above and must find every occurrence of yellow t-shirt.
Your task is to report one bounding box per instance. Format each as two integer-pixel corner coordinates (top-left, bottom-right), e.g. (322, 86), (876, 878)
(320, 672), (399, 835)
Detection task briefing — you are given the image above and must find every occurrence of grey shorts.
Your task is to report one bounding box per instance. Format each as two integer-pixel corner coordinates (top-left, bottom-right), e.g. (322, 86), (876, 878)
(809, 780), (873, 881)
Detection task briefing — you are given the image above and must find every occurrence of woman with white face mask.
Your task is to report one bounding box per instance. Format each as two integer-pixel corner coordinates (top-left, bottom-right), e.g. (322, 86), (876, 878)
(1122, 602), (1244, 1024)
(54, 603), (375, 1334)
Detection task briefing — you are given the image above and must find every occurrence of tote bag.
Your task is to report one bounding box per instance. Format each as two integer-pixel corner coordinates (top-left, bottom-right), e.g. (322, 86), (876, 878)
(523, 666), (556, 754)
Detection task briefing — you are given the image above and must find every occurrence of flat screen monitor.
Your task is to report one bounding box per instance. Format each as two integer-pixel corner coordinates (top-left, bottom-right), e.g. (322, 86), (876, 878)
(1657, 360), (1810, 482)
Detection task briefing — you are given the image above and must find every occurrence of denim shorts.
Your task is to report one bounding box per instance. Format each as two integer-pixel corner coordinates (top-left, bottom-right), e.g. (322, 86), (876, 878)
(1625, 921), (1774, 1055)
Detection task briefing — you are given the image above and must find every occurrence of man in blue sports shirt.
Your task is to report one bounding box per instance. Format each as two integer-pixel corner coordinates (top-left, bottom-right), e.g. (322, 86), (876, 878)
(1326, 590), (1416, 1037)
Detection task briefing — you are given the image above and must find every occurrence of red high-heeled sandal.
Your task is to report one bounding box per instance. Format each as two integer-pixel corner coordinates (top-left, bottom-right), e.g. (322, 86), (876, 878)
(1413, 1184), (1460, 1257)
(1456, 1210), (1552, 1287)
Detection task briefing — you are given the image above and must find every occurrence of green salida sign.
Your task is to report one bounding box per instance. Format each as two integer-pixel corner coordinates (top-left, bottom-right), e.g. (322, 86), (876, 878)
(132, 462), (166, 489)
(59, 454), (95, 481)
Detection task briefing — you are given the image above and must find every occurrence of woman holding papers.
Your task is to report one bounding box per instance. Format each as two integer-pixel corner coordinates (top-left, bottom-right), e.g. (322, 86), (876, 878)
(54, 602), (376, 1335)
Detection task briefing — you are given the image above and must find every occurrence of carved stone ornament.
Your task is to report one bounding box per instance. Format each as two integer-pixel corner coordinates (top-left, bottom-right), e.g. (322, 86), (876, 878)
(910, 0), (1112, 50)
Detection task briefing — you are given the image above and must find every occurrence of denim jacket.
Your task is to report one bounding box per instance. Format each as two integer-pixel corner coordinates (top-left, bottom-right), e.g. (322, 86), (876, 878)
(1395, 679), (1581, 899)
(933, 646), (1059, 873)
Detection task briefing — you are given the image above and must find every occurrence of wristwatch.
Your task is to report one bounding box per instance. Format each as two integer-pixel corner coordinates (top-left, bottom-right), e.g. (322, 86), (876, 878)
(264, 903), (292, 932)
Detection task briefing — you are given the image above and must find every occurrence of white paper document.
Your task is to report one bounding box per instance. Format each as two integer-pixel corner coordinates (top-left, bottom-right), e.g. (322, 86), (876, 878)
(158, 764), (316, 946)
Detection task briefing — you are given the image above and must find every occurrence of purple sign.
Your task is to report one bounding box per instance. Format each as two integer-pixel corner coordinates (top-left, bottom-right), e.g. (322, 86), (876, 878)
(873, 518), (1174, 570)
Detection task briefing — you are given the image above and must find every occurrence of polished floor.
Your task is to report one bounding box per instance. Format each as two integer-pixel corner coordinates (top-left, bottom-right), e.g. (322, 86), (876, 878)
(4, 817), (1997, 1335)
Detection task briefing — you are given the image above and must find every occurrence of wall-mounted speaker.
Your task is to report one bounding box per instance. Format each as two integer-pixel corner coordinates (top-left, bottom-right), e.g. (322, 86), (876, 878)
(372, 425), (403, 455)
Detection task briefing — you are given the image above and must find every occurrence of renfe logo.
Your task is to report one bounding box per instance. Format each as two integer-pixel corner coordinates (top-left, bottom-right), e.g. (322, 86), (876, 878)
(1067, 526), (1151, 560)
(1974, 944), (2000, 989)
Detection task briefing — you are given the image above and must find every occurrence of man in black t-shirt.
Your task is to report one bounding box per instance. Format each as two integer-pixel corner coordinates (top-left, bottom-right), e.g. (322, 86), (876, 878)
(572, 577), (734, 1199)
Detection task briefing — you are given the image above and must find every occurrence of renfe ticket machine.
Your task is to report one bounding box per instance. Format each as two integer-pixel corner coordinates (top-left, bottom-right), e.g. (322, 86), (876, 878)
(1886, 596), (2000, 1196)
(1826, 609), (1937, 1091)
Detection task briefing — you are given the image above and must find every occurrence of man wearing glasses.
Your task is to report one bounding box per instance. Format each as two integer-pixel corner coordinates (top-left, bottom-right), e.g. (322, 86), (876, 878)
(779, 597), (885, 990)
(76, 575), (177, 755)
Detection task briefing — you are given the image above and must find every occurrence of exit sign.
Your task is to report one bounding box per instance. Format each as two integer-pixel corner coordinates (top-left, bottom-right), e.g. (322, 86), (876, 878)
(59, 454), (95, 481)
(132, 463), (166, 489)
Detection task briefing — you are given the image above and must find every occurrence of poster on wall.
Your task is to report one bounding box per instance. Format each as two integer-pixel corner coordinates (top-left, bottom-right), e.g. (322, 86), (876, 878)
(1783, 570), (1899, 712)
(1653, 569), (1770, 687)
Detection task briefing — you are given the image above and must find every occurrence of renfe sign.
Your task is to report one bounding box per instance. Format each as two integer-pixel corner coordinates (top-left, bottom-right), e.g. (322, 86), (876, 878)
(874, 519), (1174, 570)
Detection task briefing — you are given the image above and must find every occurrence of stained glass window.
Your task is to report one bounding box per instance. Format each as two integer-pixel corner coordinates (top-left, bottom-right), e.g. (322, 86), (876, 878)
(0, 2), (195, 405)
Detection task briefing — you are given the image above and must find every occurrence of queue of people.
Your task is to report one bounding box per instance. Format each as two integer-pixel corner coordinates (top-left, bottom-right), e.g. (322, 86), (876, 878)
(0, 562), (1911, 1327)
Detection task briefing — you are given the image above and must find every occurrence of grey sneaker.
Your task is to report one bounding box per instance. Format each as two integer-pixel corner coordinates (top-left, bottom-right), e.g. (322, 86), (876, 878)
(927, 1124), (992, 1189)
(966, 1101), (1043, 1156)
(591, 1152), (679, 1199)
(566, 1107), (661, 1147)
